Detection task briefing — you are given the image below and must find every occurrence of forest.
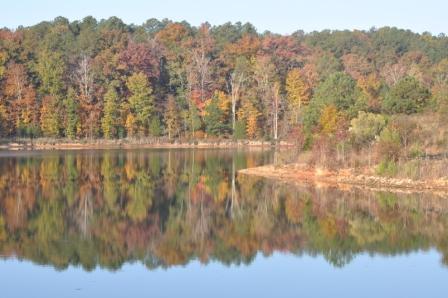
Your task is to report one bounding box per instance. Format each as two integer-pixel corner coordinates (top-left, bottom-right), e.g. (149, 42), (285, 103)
(1, 17), (448, 171)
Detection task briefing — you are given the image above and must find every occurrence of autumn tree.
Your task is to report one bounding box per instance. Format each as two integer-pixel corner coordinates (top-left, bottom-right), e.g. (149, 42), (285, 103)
(227, 57), (248, 133)
(285, 68), (310, 125)
(126, 72), (154, 136)
(75, 54), (99, 138)
(164, 95), (180, 139)
(101, 84), (120, 139)
(40, 95), (60, 137)
(204, 91), (229, 136)
(3, 63), (38, 135)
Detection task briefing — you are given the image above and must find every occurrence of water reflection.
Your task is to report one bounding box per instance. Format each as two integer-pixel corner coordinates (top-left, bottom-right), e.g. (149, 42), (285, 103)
(0, 149), (447, 271)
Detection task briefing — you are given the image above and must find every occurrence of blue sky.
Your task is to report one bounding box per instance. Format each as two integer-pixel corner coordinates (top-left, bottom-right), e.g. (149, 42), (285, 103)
(1, 0), (447, 34)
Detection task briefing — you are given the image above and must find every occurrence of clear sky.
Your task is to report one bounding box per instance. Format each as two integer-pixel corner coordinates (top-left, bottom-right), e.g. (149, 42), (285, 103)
(1, 0), (447, 35)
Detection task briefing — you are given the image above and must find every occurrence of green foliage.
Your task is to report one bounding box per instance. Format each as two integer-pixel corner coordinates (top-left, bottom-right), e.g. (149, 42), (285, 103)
(304, 72), (366, 132)
(382, 76), (430, 114)
(315, 53), (343, 81)
(40, 96), (60, 137)
(101, 84), (120, 139)
(204, 96), (229, 136)
(376, 159), (398, 177)
(188, 103), (202, 136)
(164, 95), (180, 139)
(233, 120), (247, 139)
(127, 72), (154, 135)
(313, 72), (365, 115)
(64, 88), (79, 139)
(349, 111), (386, 146)
(149, 117), (162, 137)
(36, 50), (65, 96)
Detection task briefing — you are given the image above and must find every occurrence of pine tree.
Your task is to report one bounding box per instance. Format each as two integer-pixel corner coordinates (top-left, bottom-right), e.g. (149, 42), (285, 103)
(64, 88), (79, 139)
(204, 95), (227, 136)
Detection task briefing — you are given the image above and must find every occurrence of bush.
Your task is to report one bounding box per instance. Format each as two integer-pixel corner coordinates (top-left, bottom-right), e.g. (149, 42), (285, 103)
(349, 111), (386, 147)
(376, 159), (398, 177)
(376, 127), (402, 161)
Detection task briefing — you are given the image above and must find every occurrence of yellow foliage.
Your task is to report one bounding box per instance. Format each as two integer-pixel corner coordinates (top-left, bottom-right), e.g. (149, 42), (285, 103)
(286, 68), (310, 124)
(319, 105), (339, 135)
(215, 90), (230, 115)
(215, 180), (229, 202)
(238, 100), (260, 139)
(125, 113), (136, 137)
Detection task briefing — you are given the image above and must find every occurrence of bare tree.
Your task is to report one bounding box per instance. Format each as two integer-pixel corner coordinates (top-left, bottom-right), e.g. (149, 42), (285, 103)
(75, 54), (97, 138)
(227, 70), (245, 132)
(76, 54), (94, 105)
(271, 82), (281, 141)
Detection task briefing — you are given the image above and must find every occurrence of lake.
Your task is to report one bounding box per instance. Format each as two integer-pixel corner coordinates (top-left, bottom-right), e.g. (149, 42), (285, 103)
(0, 148), (447, 298)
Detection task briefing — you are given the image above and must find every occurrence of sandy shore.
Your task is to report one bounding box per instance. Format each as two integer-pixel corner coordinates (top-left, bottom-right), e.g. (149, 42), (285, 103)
(239, 164), (448, 192)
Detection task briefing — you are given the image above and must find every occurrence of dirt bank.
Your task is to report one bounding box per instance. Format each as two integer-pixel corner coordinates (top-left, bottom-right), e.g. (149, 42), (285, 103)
(239, 163), (448, 192)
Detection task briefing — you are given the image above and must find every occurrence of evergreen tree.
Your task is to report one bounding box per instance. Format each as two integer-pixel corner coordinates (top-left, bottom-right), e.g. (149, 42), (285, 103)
(205, 97), (226, 136)
(101, 84), (120, 139)
(164, 95), (180, 139)
(64, 88), (79, 139)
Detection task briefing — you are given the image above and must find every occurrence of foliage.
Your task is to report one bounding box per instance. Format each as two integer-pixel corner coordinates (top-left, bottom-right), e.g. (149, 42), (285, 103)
(349, 111), (386, 146)
(127, 72), (154, 136)
(233, 120), (247, 139)
(382, 76), (430, 114)
(0, 18), (447, 144)
(164, 95), (180, 139)
(377, 126), (402, 161)
(376, 159), (398, 177)
(64, 88), (80, 139)
(204, 92), (229, 136)
(319, 105), (340, 135)
(101, 84), (120, 139)
(285, 68), (310, 124)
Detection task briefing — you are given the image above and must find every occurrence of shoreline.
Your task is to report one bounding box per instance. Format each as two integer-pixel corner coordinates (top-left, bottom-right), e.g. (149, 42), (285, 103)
(0, 138), (295, 151)
(239, 164), (448, 192)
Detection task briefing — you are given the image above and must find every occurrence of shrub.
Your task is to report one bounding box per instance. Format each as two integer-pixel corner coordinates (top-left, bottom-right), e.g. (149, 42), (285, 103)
(376, 159), (398, 177)
(349, 111), (386, 147)
(376, 127), (402, 161)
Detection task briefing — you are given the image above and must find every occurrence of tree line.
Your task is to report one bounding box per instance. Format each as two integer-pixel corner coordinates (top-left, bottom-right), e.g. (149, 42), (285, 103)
(0, 16), (447, 143)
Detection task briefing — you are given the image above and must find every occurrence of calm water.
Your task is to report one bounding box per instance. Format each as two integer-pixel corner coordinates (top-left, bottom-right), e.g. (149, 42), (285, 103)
(0, 148), (447, 298)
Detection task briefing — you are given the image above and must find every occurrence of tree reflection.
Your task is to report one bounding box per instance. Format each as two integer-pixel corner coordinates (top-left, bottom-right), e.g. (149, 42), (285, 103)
(0, 149), (448, 271)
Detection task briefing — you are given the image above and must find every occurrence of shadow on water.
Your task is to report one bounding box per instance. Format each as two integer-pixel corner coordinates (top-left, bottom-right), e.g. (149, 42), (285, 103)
(0, 148), (448, 271)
